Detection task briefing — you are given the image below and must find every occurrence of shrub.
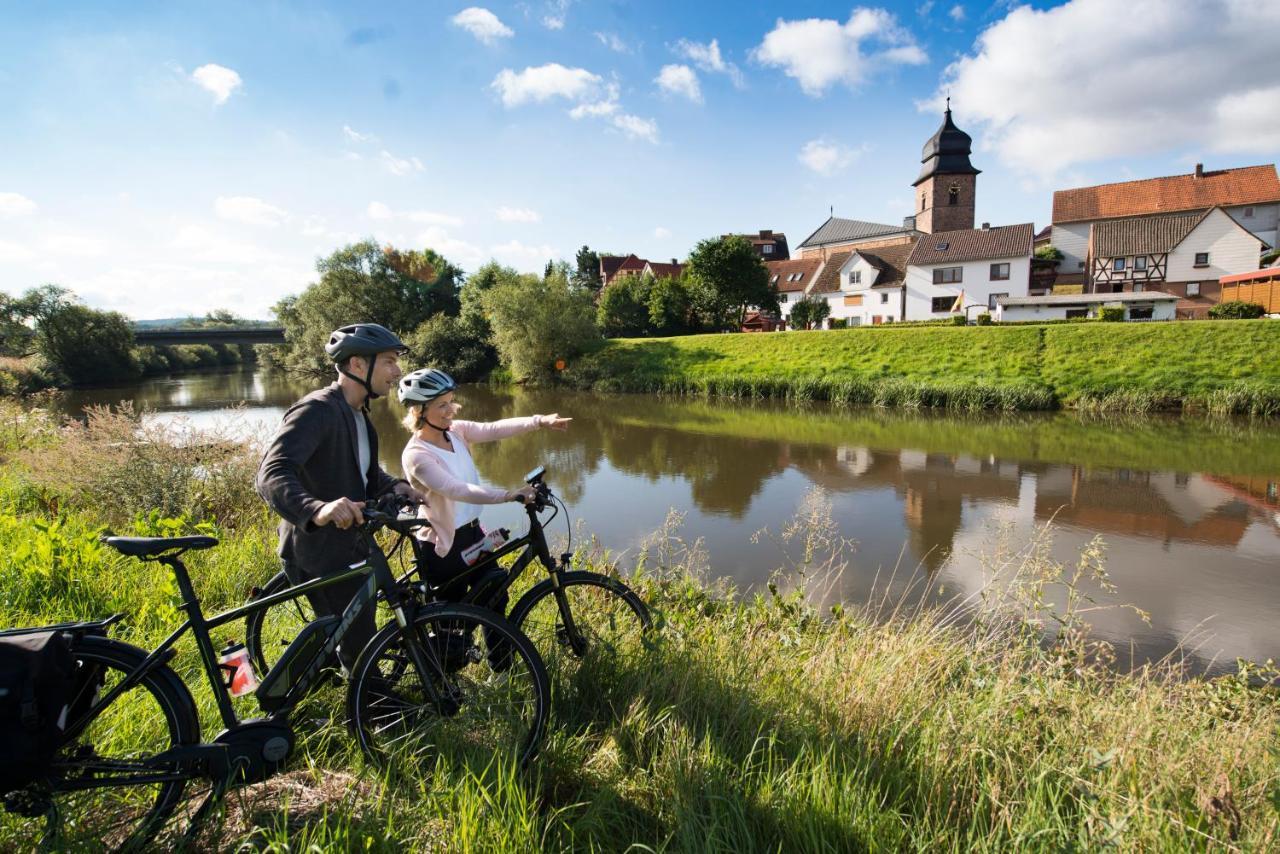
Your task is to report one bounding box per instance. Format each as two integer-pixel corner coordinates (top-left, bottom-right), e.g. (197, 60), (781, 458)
(828, 318), (848, 330)
(951, 315), (968, 326)
(1098, 306), (1126, 322)
(976, 313), (992, 326)
(1034, 245), (1064, 261)
(1209, 300), (1266, 320)
(406, 312), (497, 382)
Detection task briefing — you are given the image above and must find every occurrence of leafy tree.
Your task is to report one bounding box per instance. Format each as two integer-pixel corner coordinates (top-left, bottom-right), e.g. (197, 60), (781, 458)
(273, 240), (461, 372)
(480, 267), (600, 383)
(24, 285), (139, 384)
(573, 245), (603, 292)
(405, 312), (497, 381)
(788, 296), (830, 330)
(647, 275), (695, 336)
(0, 291), (36, 356)
(1034, 245), (1064, 261)
(596, 275), (652, 338)
(685, 235), (778, 331)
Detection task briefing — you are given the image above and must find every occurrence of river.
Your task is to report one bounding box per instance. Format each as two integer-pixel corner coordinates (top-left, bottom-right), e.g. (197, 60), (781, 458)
(49, 367), (1280, 676)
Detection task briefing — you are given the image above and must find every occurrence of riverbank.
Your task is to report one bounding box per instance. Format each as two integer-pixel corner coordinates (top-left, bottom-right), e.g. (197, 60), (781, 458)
(1, 400), (1277, 849)
(0, 346), (260, 398)
(564, 320), (1280, 416)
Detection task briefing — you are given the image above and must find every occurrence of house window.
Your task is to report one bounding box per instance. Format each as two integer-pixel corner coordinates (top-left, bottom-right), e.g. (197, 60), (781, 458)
(762, 244), (774, 255)
(948, 185), (959, 206)
(880, 291), (890, 304)
(1134, 256), (1147, 272)
(850, 271), (861, 285)
(1186, 282), (1200, 297)
(1133, 283), (1144, 292)
(932, 266), (963, 284)
(770, 274), (779, 285)
(1113, 257), (1126, 272)
(931, 296), (956, 313)
(1129, 306), (1154, 320)
(1066, 308), (1089, 319)
(990, 263), (1010, 281)
(988, 292), (1008, 310)
(921, 194), (927, 211)
(1244, 207), (1255, 218)
(1078, 261), (1085, 269)
(779, 293), (788, 303)
(1194, 252), (1209, 266)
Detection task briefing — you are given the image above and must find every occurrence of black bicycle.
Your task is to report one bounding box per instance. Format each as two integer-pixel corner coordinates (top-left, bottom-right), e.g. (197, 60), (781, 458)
(0, 497), (549, 851)
(247, 465), (652, 685)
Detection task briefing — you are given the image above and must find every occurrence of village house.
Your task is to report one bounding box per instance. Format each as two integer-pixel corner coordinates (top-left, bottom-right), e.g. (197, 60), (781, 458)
(994, 291), (1180, 323)
(807, 242), (916, 326)
(599, 254), (646, 286)
(904, 223), (1034, 319)
(1049, 163), (1280, 291)
(761, 257), (822, 330)
(727, 229), (790, 260)
(794, 217), (916, 261)
(1084, 207), (1264, 317)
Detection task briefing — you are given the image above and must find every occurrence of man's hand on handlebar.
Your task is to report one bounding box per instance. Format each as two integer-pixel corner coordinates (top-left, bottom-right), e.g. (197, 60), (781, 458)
(312, 497), (365, 530)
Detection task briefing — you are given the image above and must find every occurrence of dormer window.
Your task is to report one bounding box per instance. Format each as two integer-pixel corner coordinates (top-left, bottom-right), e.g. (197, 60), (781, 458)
(850, 271), (861, 285)
(762, 244), (774, 255)
(936, 242), (949, 251)
(770, 275), (779, 285)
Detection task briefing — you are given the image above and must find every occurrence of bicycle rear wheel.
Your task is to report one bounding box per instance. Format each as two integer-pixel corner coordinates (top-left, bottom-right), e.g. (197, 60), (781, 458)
(245, 570), (317, 675)
(0, 635), (200, 852)
(346, 603), (549, 771)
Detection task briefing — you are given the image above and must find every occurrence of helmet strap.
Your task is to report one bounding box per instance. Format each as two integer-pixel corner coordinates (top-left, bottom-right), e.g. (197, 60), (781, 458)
(338, 357), (377, 411)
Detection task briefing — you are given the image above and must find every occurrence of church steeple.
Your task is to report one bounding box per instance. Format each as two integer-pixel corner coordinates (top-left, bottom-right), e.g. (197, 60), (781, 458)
(912, 103), (981, 234)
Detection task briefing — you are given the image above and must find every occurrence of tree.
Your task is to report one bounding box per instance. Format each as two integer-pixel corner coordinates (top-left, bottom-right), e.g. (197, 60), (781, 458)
(596, 275), (652, 338)
(573, 245), (603, 292)
(647, 275), (695, 336)
(0, 291), (36, 356)
(685, 235), (778, 331)
(788, 296), (830, 330)
(480, 266), (600, 383)
(24, 285), (139, 384)
(273, 240), (461, 372)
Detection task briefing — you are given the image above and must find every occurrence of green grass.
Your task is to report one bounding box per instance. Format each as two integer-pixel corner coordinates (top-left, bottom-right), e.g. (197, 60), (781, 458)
(566, 320), (1280, 416)
(1, 401), (1278, 850)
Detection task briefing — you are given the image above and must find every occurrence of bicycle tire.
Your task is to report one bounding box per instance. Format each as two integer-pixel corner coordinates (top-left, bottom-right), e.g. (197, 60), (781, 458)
(508, 571), (652, 679)
(245, 570), (317, 675)
(0, 635), (201, 852)
(346, 602), (550, 770)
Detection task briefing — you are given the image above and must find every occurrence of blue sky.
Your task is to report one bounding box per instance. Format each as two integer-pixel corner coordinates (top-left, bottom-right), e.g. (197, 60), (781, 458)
(2, 0), (1277, 319)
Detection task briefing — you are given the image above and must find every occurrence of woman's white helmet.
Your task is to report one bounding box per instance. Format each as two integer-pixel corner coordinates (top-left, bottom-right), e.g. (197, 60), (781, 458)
(398, 368), (458, 405)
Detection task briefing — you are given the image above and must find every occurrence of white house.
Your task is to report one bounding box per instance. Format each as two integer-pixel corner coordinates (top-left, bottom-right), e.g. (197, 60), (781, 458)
(995, 291), (1179, 322)
(1050, 163), (1280, 284)
(903, 223), (1034, 319)
(764, 257), (823, 328)
(806, 242), (916, 326)
(1086, 206), (1264, 317)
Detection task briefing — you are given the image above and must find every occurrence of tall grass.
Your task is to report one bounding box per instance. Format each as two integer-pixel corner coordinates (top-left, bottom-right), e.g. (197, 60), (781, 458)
(1, 401), (1277, 850)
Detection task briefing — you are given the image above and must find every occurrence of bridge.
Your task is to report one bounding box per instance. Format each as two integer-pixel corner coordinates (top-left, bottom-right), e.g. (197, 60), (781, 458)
(133, 326), (287, 346)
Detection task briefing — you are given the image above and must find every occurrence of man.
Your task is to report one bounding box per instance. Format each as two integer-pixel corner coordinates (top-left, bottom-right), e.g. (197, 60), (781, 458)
(256, 322), (426, 672)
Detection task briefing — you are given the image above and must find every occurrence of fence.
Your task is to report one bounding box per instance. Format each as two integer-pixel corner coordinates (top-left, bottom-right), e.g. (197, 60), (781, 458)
(1222, 280), (1280, 313)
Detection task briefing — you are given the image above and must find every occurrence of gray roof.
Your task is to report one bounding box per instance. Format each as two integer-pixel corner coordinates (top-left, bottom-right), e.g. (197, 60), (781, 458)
(1091, 210), (1209, 257)
(797, 217), (910, 249)
(997, 291), (1180, 307)
(907, 223), (1034, 266)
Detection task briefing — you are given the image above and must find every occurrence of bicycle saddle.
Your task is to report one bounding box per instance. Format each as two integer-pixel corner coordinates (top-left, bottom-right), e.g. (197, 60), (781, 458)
(103, 535), (220, 557)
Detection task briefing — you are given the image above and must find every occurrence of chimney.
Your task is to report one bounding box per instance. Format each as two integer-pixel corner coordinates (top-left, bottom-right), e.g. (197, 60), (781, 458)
(760, 229), (772, 239)
(981, 222), (990, 230)
(671, 258), (678, 265)
(903, 215), (917, 230)
(1194, 163), (1204, 178)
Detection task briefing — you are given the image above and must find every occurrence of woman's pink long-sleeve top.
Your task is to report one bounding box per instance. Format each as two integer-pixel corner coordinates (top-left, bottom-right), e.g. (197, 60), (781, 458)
(401, 416), (551, 557)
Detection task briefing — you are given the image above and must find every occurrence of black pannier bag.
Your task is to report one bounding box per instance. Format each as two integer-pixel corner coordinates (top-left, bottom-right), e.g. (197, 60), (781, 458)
(0, 631), (77, 794)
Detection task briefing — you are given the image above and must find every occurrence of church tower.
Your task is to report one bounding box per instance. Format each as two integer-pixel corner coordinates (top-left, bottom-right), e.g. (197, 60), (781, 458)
(912, 102), (981, 234)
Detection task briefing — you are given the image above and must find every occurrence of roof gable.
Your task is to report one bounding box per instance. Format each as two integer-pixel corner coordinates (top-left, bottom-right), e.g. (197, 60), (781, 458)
(1090, 210), (1208, 257)
(1052, 164), (1280, 223)
(907, 224), (1033, 266)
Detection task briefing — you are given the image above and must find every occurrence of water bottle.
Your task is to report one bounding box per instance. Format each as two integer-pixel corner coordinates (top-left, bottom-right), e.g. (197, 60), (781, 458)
(218, 642), (260, 698)
(462, 527), (510, 566)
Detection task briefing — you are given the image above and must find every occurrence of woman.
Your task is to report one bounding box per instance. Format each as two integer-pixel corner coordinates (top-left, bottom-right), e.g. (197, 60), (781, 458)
(398, 367), (571, 601)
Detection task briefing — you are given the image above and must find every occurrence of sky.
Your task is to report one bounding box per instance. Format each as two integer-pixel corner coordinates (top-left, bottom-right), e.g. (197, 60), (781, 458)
(1, 0), (1278, 320)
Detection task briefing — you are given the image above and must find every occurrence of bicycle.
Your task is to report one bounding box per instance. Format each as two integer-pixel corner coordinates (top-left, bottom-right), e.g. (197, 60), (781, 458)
(247, 465), (652, 686)
(0, 497), (549, 850)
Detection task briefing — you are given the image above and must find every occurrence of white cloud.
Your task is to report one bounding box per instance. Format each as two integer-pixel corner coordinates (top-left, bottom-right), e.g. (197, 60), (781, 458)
(367, 201), (393, 220)
(214, 195), (288, 227)
(42, 233), (110, 258)
(379, 150), (425, 176)
(0, 192), (37, 217)
(595, 32), (630, 53)
(653, 226), (672, 239)
(568, 81), (620, 118)
(798, 139), (866, 175)
(369, 201), (462, 226)
(496, 206), (542, 223)
(611, 114), (659, 144)
(655, 64), (703, 104)
(0, 240), (34, 263)
(491, 63), (602, 107)
(674, 38), (745, 88)
(949, 4), (965, 22)
(490, 239), (558, 269)
(191, 63), (243, 105)
(541, 0), (571, 30)
(753, 9), (926, 96)
(931, 0), (1280, 174)
(417, 227), (487, 269)
(450, 7), (514, 44)
(343, 124), (375, 143)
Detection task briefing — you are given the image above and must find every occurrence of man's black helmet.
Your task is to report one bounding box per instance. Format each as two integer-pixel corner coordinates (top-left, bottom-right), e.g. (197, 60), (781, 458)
(325, 323), (408, 363)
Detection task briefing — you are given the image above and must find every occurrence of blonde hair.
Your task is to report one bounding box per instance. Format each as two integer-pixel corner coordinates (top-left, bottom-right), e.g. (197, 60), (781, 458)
(402, 399), (460, 433)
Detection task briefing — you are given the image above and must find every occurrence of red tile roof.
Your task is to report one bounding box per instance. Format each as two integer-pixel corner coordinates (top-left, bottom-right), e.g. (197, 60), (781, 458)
(808, 252), (853, 294)
(766, 258), (822, 292)
(644, 261), (686, 279)
(1052, 164), (1280, 224)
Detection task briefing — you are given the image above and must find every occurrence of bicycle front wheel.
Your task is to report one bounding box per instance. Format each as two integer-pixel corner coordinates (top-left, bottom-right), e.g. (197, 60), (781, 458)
(346, 603), (549, 771)
(0, 634), (200, 852)
(509, 571), (652, 680)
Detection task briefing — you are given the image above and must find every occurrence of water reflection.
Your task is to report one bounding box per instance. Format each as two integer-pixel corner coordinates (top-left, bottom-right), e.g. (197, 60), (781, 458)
(48, 367), (1280, 674)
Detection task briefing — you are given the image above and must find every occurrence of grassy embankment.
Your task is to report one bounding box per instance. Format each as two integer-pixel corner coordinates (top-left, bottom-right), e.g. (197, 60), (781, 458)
(1, 400), (1278, 850)
(565, 320), (1280, 416)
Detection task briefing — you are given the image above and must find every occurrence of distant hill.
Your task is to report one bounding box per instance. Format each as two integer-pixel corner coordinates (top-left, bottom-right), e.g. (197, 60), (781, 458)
(131, 317), (276, 330)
